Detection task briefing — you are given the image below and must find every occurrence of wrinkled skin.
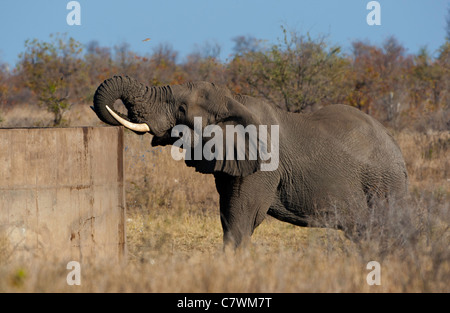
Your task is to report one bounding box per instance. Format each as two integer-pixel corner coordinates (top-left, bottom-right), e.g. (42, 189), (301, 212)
(93, 76), (408, 248)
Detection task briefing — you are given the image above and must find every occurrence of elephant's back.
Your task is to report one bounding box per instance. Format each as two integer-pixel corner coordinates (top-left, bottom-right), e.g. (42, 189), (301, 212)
(307, 104), (396, 148)
(305, 104), (408, 198)
(307, 104), (381, 131)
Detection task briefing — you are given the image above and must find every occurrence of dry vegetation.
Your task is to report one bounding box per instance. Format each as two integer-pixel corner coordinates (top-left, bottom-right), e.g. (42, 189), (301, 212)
(0, 30), (449, 293)
(0, 106), (448, 292)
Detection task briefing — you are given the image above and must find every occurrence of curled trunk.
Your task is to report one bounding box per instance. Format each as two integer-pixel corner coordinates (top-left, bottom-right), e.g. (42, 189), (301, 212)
(92, 75), (151, 127)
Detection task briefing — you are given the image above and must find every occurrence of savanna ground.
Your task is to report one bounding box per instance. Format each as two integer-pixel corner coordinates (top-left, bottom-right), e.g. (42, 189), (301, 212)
(0, 105), (448, 292)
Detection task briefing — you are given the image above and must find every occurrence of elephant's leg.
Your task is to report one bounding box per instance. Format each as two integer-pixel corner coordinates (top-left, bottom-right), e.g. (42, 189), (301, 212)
(214, 172), (277, 249)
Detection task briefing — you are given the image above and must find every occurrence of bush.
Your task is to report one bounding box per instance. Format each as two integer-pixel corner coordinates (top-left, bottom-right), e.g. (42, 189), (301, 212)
(228, 27), (349, 112)
(18, 33), (86, 126)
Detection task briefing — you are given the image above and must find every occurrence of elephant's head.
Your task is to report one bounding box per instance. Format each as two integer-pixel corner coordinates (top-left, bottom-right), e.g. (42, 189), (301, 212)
(92, 75), (268, 176)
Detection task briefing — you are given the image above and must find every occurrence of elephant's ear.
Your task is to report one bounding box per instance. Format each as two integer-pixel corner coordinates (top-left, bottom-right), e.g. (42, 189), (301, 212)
(185, 97), (263, 177)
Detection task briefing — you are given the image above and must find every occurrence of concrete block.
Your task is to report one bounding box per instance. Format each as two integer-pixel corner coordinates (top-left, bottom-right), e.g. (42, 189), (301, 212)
(0, 126), (126, 263)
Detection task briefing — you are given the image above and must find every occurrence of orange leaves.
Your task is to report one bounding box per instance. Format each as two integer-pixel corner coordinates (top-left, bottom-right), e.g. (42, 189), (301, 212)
(0, 28), (447, 131)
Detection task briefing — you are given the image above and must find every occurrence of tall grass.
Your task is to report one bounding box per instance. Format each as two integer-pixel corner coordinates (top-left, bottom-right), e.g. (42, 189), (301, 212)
(1, 129), (448, 292)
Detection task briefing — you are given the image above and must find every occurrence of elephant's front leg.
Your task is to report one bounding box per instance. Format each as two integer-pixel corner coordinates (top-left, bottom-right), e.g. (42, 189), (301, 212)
(214, 172), (277, 249)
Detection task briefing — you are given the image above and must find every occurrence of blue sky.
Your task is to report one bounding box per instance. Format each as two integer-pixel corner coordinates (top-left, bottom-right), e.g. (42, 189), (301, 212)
(0, 0), (448, 67)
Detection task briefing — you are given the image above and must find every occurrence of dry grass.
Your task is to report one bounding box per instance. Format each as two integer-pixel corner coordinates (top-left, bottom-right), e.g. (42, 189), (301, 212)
(0, 107), (449, 292)
(398, 130), (449, 192)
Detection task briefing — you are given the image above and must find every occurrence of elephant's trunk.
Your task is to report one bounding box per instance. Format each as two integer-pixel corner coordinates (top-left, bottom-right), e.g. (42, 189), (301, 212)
(92, 76), (152, 132)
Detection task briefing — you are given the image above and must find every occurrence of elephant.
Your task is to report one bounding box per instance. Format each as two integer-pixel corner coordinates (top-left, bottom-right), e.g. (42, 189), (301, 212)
(92, 75), (408, 248)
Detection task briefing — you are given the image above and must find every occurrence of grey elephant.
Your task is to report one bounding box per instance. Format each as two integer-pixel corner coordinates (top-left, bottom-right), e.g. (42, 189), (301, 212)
(92, 76), (408, 248)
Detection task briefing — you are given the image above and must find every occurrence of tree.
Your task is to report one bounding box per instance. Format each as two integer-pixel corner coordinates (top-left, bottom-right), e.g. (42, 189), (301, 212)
(412, 49), (435, 104)
(347, 37), (411, 123)
(346, 40), (380, 112)
(436, 42), (450, 108)
(18, 33), (85, 126)
(232, 35), (264, 55)
(193, 40), (222, 60)
(379, 37), (410, 122)
(85, 40), (114, 82)
(0, 63), (9, 107)
(146, 43), (182, 85)
(0, 63), (8, 123)
(229, 27), (349, 112)
(183, 41), (226, 84)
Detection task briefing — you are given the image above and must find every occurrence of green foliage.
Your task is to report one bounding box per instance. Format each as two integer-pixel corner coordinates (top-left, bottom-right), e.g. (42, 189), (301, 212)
(18, 33), (85, 126)
(229, 27), (349, 112)
(411, 47), (444, 105)
(0, 26), (447, 131)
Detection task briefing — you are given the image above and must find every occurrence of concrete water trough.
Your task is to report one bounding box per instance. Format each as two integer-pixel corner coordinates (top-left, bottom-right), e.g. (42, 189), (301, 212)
(0, 126), (126, 262)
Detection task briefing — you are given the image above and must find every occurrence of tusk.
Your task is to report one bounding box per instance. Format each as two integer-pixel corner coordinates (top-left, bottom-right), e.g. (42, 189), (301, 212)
(106, 105), (150, 132)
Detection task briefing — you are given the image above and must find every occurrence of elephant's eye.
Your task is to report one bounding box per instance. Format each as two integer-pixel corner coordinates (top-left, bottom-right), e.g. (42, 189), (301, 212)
(179, 104), (187, 115)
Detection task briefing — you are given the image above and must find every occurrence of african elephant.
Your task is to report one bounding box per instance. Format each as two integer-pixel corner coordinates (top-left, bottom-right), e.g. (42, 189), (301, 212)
(92, 75), (408, 248)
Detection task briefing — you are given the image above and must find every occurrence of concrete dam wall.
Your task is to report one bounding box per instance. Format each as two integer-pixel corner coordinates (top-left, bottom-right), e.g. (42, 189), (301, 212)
(0, 126), (126, 263)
